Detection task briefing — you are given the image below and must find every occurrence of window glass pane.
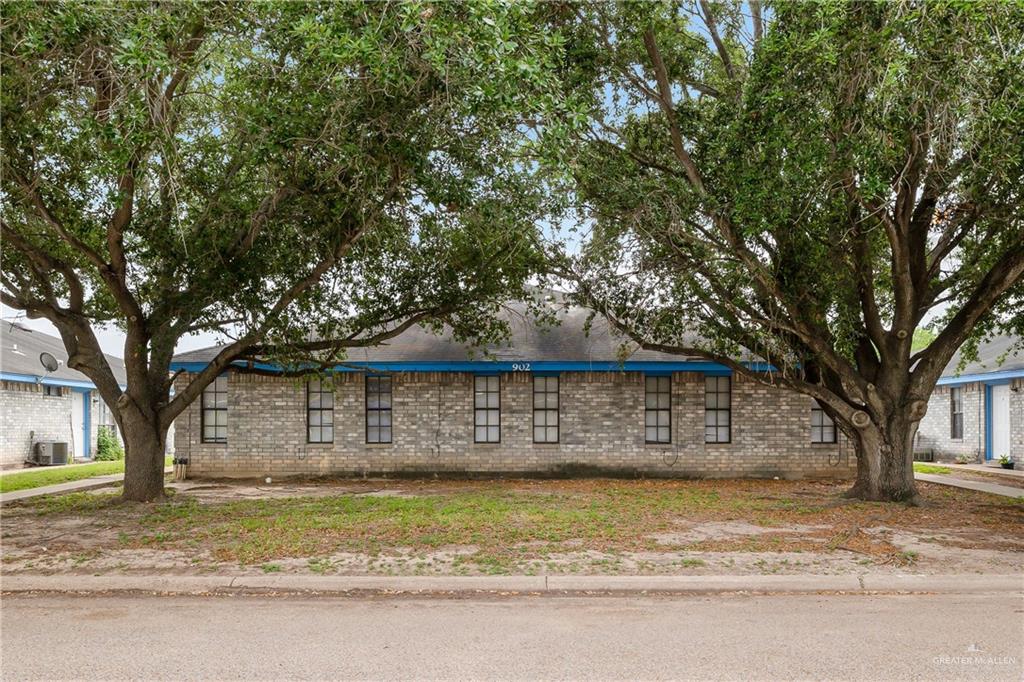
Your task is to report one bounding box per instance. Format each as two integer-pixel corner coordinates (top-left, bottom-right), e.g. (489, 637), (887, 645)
(488, 426), (499, 442)
(658, 410), (669, 426)
(309, 427), (320, 443)
(367, 394), (379, 408)
(367, 427), (379, 443)
(657, 393), (669, 409)
(379, 411), (391, 427)
(705, 411), (716, 427)
(718, 410), (729, 426)
(534, 393), (546, 409)
(379, 427), (391, 443)
(310, 411), (321, 426)
(718, 427), (730, 442)
(378, 393), (391, 408)
(546, 393), (558, 409)
(487, 392), (499, 408)
(535, 411), (546, 427)
(475, 426), (487, 442)
(309, 392), (321, 408)
(646, 393), (658, 409)
(367, 412), (379, 426)
(549, 411), (558, 426)
(214, 392), (228, 408)
(488, 409), (499, 426)
(487, 376), (499, 392)
(705, 427), (717, 442)
(534, 427), (546, 442)
(547, 427), (558, 442)
(647, 427), (658, 442)
(659, 427), (670, 442)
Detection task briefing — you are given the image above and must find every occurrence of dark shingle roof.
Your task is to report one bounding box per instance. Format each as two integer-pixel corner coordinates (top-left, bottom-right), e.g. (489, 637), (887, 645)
(0, 322), (127, 385)
(171, 301), (701, 366)
(942, 335), (1024, 377)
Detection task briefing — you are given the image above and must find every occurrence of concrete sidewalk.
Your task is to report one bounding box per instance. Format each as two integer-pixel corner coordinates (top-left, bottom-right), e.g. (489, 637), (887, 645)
(0, 467), (173, 504)
(1, 573), (1020, 596)
(915, 472), (1024, 498)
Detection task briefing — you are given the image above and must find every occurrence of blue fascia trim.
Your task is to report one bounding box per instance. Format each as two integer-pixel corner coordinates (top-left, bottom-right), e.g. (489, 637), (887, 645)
(937, 368), (1024, 386)
(984, 384), (993, 461)
(0, 371), (97, 390)
(169, 359), (774, 375)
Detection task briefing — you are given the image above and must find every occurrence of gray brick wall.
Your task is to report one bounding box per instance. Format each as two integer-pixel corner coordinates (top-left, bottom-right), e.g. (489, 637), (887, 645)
(1, 381), (75, 468)
(1011, 379), (1024, 458)
(916, 382), (986, 462)
(916, 379), (1024, 462)
(173, 371), (856, 480)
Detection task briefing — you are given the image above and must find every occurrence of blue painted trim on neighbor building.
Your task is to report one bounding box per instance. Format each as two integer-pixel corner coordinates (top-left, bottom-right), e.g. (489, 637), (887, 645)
(71, 387), (92, 459)
(168, 359), (772, 376)
(984, 384), (993, 461)
(0, 371), (98, 390)
(936, 367), (1024, 386)
(982, 378), (1012, 462)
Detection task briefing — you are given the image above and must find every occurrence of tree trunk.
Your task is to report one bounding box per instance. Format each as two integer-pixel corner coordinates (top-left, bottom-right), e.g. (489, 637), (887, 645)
(846, 415), (919, 503)
(120, 413), (168, 502)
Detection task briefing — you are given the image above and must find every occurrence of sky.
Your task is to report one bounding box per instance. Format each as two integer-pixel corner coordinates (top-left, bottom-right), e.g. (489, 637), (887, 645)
(0, 303), (220, 358)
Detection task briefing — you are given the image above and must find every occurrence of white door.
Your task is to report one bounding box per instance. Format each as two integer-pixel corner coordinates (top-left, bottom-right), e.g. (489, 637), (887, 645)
(990, 384), (1010, 460)
(71, 391), (85, 459)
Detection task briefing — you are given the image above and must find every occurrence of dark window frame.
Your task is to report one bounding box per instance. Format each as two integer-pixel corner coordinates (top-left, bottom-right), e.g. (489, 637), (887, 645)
(811, 404), (837, 444)
(200, 374), (228, 444)
(42, 385), (63, 397)
(474, 375), (501, 443)
(950, 386), (964, 440)
(704, 376), (731, 444)
(365, 375), (392, 444)
(645, 375), (672, 444)
(307, 378), (335, 444)
(533, 375), (560, 444)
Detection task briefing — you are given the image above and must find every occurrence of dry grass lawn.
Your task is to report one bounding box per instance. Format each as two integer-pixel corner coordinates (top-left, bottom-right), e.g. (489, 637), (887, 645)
(1, 478), (1021, 577)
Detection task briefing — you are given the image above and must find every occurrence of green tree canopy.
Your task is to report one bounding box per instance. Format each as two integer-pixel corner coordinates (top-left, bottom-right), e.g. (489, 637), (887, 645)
(548, 0), (1024, 501)
(1, 0), (562, 500)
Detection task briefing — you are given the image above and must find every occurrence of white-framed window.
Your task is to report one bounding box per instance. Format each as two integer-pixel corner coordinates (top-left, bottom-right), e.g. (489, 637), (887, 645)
(474, 375), (500, 443)
(533, 376), (559, 443)
(645, 376), (671, 443)
(704, 376), (731, 443)
(811, 404), (837, 443)
(201, 375), (228, 444)
(307, 379), (334, 444)
(950, 386), (963, 440)
(366, 376), (392, 444)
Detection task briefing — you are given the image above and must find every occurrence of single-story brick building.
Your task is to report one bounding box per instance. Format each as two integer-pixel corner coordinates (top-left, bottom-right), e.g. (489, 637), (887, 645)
(0, 323), (125, 468)
(170, 302), (857, 480)
(916, 336), (1023, 463)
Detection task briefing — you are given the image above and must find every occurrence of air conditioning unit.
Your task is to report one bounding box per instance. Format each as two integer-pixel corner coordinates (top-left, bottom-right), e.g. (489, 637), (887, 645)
(30, 441), (69, 466)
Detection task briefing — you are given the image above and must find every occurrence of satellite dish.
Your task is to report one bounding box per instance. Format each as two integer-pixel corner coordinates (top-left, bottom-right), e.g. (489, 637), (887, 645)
(39, 352), (60, 373)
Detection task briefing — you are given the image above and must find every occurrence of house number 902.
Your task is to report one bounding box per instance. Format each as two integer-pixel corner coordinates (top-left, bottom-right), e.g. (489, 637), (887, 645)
(511, 363), (532, 372)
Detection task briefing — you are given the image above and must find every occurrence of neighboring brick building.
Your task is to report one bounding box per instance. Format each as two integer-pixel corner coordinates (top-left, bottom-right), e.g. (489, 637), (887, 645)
(170, 303), (856, 480)
(916, 336), (1023, 463)
(0, 324), (125, 469)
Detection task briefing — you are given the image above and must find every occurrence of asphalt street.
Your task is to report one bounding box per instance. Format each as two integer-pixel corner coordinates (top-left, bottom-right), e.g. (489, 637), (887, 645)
(1, 592), (1021, 680)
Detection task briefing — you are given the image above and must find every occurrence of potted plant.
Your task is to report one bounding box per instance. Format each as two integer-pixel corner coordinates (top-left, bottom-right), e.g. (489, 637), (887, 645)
(998, 454), (1015, 470)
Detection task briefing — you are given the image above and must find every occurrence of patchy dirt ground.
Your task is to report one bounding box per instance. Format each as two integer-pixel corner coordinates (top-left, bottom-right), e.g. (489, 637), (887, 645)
(1, 478), (1021, 577)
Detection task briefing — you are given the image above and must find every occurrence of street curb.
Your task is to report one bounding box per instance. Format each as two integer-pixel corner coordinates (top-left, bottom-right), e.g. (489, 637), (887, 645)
(2, 573), (1020, 596)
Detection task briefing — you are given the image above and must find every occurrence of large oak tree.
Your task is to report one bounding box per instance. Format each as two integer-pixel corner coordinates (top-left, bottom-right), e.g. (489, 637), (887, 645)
(550, 1), (1023, 501)
(1, 1), (559, 501)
